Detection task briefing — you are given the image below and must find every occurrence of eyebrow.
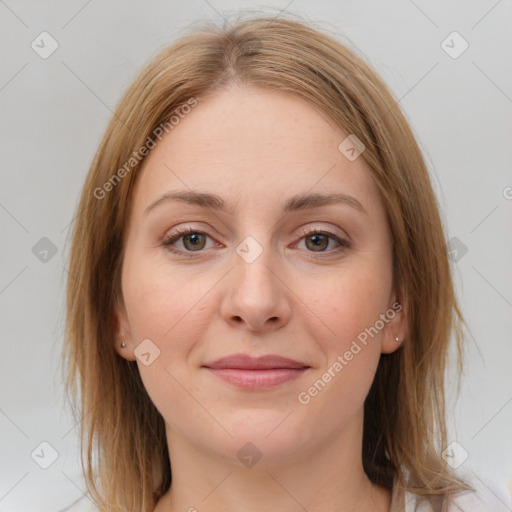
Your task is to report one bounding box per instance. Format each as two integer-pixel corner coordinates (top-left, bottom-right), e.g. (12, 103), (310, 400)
(143, 190), (367, 216)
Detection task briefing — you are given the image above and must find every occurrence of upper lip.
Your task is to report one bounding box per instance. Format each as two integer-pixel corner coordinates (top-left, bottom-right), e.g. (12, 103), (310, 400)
(202, 354), (309, 370)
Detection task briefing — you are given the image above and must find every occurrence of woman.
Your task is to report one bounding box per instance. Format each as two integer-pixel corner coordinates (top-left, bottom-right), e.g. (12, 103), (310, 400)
(63, 13), (505, 512)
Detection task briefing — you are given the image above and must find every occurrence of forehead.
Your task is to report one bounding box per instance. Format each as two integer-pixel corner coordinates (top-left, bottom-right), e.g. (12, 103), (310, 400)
(131, 85), (381, 216)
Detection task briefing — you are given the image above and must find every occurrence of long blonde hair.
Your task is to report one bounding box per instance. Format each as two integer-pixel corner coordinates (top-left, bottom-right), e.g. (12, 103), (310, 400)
(63, 11), (473, 512)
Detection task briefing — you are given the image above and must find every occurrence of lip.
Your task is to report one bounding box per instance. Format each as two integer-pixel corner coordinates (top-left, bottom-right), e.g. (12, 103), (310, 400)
(203, 354), (308, 370)
(202, 354), (310, 390)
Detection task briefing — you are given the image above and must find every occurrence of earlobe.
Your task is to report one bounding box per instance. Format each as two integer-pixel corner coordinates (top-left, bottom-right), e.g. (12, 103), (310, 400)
(113, 302), (136, 361)
(381, 292), (408, 355)
(381, 318), (406, 355)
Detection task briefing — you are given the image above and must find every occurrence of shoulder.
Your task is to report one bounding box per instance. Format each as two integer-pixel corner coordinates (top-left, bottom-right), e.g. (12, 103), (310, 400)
(403, 474), (511, 512)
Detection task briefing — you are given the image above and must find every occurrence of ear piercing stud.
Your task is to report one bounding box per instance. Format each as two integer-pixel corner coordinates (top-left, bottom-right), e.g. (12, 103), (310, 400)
(395, 336), (400, 343)
(120, 342), (126, 348)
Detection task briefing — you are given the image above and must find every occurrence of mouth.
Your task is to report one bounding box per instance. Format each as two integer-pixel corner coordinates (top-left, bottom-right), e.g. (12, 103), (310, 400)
(201, 354), (311, 390)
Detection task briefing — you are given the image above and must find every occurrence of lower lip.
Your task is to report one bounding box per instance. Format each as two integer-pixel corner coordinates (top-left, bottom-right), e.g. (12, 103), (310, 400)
(204, 368), (308, 389)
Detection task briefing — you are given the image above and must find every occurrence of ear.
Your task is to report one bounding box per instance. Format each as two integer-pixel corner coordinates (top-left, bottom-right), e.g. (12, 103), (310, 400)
(381, 285), (408, 355)
(113, 298), (137, 361)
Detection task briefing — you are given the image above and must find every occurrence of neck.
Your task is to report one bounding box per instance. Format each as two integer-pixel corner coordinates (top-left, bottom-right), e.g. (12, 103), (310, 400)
(154, 409), (391, 512)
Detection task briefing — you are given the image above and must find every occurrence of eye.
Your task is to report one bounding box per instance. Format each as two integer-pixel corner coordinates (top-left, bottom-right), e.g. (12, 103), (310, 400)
(162, 226), (351, 258)
(162, 227), (217, 256)
(295, 228), (351, 255)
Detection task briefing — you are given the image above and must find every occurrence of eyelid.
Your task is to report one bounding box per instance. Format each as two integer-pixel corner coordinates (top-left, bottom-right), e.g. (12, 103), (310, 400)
(297, 224), (349, 241)
(162, 223), (351, 257)
(164, 223), (349, 242)
(162, 226), (220, 256)
(294, 226), (351, 253)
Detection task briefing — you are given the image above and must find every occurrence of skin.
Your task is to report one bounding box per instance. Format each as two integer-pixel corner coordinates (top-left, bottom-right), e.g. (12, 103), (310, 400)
(115, 85), (407, 512)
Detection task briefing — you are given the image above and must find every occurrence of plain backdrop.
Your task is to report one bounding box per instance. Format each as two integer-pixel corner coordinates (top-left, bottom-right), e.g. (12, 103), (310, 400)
(1, 1), (511, 511)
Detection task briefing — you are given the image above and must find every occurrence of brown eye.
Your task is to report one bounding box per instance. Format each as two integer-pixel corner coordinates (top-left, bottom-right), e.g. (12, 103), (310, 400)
(305, 233), (330, 252)
(296, 229), (351, 256)
(181, 232), (207, 251)
(163, 228), (215, 255)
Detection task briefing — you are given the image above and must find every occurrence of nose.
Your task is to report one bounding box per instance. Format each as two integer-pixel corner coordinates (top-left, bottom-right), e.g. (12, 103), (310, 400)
(220, 244), (292, 333)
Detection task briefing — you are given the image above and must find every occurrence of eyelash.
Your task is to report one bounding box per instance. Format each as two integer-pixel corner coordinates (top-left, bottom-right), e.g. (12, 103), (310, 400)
(162, 226), (351, 259)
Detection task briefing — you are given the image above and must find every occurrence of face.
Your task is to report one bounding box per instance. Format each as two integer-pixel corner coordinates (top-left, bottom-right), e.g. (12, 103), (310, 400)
(115, 85), (406, 466)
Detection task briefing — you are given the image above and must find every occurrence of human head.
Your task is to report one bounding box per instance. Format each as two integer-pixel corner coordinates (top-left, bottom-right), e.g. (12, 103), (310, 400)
(64, 12), (470, 512)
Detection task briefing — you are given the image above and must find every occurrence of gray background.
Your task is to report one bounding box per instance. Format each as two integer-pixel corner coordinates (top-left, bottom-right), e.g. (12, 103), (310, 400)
(1, 1), (511, 511)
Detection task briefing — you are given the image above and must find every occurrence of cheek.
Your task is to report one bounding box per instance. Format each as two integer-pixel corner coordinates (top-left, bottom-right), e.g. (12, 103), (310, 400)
(122, 251), (212, 345)
(121, 256), (212, 432)
(303, 264), (391, 352)
(294, 264), (391, 407)
(121, 253), (218, 401)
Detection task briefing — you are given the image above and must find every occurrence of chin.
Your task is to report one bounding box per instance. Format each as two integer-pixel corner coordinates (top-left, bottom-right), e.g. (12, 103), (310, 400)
(205, 409), (312, 466)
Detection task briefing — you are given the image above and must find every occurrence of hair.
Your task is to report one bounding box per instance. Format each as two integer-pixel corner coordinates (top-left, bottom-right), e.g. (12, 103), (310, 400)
(63, 11), (474, 512)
